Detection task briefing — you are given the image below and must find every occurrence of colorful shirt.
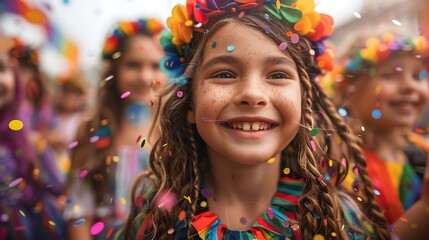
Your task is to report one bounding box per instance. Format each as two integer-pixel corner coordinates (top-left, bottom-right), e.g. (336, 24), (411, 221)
(64, 146), (150, 240)
(130, 176), (376, 240)
(344, 148), (422, 224)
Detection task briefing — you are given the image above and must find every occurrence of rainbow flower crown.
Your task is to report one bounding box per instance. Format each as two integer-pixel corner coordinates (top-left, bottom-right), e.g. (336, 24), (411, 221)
(160, 0), (335, 84)
(102, 18), (164, 61)
(341, 32), (429, 73)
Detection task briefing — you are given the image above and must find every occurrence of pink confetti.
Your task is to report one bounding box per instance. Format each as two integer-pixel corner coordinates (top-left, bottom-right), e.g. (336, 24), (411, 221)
(238, 11), (245, 18)
(310, 140), (316, 151)
(120, 91), (131, 99)
(8, 177), (23, 188)
(176, 91), (183, 98)
(68, 140), (78, 149)
(89, 136), (99, 143)
(291, 34), (299, 44)
(279, 42), (288, 51)
(268, 207), (274, 219)
(283, 221), (289, 227)
(90, 222), (104, 235)
(79, 169), (88, 178)
(167, 228), (175, 234)
(154, 190), (177, 211)
(136, 135), (142, 143)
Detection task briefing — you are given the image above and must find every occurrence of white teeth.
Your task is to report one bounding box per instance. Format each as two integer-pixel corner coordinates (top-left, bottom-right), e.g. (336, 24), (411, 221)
(228, 122), (270, 131)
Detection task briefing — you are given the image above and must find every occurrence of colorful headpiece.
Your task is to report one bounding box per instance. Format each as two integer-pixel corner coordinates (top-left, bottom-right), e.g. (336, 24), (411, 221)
(8, 39), (39, 67)
(160, 0), (335, 84)
(102, 18), (164, 61)
(341, 33), (429, 74)
(319, 33), (429, 97)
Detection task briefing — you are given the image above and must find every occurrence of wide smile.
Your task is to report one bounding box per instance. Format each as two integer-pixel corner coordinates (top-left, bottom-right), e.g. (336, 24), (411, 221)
(223, 121), (273, 131)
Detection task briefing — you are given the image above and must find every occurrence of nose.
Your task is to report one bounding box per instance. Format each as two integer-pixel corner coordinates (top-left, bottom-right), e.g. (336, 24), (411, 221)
(233, 75), (268, 107)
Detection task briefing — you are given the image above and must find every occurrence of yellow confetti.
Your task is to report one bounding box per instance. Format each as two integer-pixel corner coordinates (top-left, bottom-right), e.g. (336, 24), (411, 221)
(162, 143), (168, 147)
(73, 205), (81, 212)
(267, 157), (276, 164)
(112, 52), (121, 59)
(356, 196), (363, 202)
(276, 0), (281, 9)
(112, 155), (119, 162)
(9, 120), (24, 131)
(399, 217), (408, 222)
(49, 221), (56, 226)
(313, 234), (325, 240)
(335, 136), (341, 145)
(283, 168), (290, 175)
(183, 196), (191, 203)
(200, 201), (207, 208)
(120, 198), (127, 205)
(328, 159), (333, 167)
(19, 210), (25, 217)
(331, 232), (337, 237)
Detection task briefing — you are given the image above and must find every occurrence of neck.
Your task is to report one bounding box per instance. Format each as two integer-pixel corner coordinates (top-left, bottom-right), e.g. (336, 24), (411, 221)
(363, 126), (408, 162)
(205, 153), (280, 230)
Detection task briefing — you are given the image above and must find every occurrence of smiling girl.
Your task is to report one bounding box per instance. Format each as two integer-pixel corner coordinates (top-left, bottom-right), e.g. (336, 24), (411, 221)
(125, 1), (429, 239)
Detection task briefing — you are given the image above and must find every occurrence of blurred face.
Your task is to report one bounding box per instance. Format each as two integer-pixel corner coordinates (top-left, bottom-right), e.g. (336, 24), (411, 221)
(188, 22), (302, 165)
(0, 52), (15, 109)
(349, 53), (429, 129)
(57, 84), (85, 113)
(116, 35), (167, 104)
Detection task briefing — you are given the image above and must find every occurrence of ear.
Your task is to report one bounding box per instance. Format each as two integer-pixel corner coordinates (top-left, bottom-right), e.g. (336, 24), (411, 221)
(187, 108), (196, 124)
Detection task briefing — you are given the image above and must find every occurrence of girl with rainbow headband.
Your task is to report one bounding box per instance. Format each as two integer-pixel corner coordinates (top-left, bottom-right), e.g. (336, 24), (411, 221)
(324, 33), (429, 227)
(125, 1), (429, 239)
(63, 18), (167, 240)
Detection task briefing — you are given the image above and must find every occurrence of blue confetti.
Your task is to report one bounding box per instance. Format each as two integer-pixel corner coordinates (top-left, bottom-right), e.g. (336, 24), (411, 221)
(264, 13), (270, 20)
(372, 109), (382, 119)
(226, 45), (235, 52)
(73, 218), (86, 227)
(212, 42), (217, 49)
(265, 26), (271, 34)
(374, 189), (381, 196)
(338, 107), (348, 117)
(420, 70), (427, 80)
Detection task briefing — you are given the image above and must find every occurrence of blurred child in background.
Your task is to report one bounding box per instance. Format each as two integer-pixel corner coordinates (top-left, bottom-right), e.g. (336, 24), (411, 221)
(63, 18), (167, 240)
(327, 32), (429, 224)
(0, 35), (65, 240)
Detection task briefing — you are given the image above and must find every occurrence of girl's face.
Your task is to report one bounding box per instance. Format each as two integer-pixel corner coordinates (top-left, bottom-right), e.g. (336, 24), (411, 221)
(188, 22), (302, 165)
(0, 52), (15, 109)
(116, 35), (167, 104)
(349, 53), (429, 129)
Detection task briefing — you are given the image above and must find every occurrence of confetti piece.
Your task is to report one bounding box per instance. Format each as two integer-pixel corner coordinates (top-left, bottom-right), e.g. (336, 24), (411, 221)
(371, 109), (381, 119)
(1, 214), (9, 222)
(177, 91), (184, 98)
(276, 0), (280, 9)
(79, 169), (88, 178)
(264, 13), (270, 20)
(353, 12), (361, 19)
(318, 175), (324, 181)
(90, 135), (99, 143)
(399, 217), (408, 222)
(136, 135), (142, 143)
(356, 196), (363, 202)
(67, 140), (79, 149)
(392, 19), (402, 26)
(267, 157), (276, 164)
(155, 191), (177, 211)
(9, 177), (23, 188)
(9, 120), (24, 131)
(386, 225), (394, 232)
(310, 140), (316, 151)
(105, 75), (114, 81)
(211, 42), (217, 48)
(167, 228), (175, 234)
(240, 217), (247, 224)
(420, 70), (427, 79)
(313, 234), (325, 240)
(309, 128), (319, 137)
(226, 45), (235, 52)
(238, 11), (245, 18)
(140, 139), (146, 148)
(309, 49), (315, 55)
(331, 232), (337, 237)
(178, 211), (186, 221)
(291, 34), (299, 44)
(19, 210), (25, 217)
(73, 205), (81, 212)
(90, 222), (104, 235)
(373, 189), (380, 196)
(162, 143), (168, 147)
(49, 221), (56, 226)
(73, 218), (86, 227)
(112, 52), (121, 59)
(200, 201), (207, 208)
(328, 159), (333, 167)
(268, 207), (274, 219)
(361, 126), (365, 132)
(265, 26), (271, 33)
(283, 168), (290, 175)
(121, 91), (131, 99)
(120, 198), (127, 205)
(201, 188), (213, 198)
(106, 227), (114, 238)
(338, 108), (347, 117)
(112, 155), (119, 162)
(283, 221), (289, 227)
(101, 119), (108, 125)
(279, 42), (288, 51)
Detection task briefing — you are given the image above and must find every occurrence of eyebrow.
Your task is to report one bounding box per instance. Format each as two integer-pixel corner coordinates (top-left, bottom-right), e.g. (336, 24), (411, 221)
(201, 55), (296, 69)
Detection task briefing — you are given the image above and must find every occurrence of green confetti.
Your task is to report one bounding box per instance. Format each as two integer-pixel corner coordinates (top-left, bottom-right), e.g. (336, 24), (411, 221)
(310, 128), (319, 137)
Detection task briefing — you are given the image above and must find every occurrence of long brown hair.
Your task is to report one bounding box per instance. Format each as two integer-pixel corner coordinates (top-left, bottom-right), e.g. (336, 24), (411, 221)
(126, 12), (390, 239)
